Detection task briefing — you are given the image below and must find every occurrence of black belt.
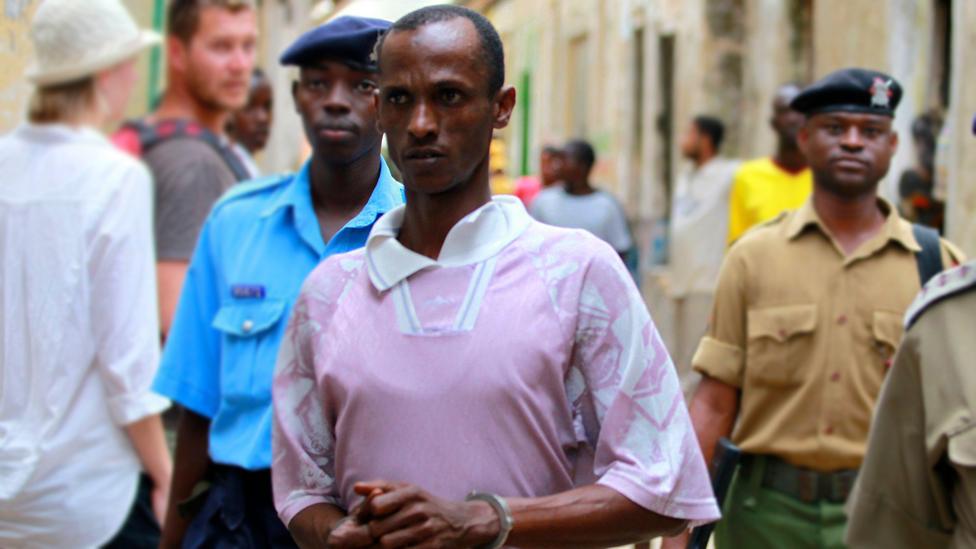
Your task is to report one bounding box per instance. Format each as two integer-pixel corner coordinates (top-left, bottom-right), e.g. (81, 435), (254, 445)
(740, 453), (857, 504)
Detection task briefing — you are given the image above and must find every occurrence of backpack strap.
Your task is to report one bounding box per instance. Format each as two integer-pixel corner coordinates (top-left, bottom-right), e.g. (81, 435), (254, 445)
(912, 223), (944, 286)
(115, 118), (253, 182)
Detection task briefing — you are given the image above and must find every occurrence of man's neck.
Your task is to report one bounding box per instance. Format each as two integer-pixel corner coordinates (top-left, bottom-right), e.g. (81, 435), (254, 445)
(694, 151), (716, 170)
(398, 165), (493, 260)
(563, 178), (596, 196)
(153, 89), (228, 137)
(309, 148), (382, 217)
(812, 186), (886, 254)
(772, 141), (807, 174)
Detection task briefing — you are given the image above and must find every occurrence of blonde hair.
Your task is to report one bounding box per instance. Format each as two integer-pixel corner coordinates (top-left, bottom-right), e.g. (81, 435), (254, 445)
(28, 78), (97, 124)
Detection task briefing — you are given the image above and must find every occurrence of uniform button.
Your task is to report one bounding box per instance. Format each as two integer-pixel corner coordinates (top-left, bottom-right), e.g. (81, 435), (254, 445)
(825, 425), (834, 434)
(836, 314), (847, 325)
(242, 320), (254, 333)
(830, 372), (841, 382)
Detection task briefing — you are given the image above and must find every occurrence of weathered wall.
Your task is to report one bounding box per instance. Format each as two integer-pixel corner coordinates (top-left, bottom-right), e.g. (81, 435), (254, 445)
(0, 0), (37, 132)
(944, 0), (976, 257)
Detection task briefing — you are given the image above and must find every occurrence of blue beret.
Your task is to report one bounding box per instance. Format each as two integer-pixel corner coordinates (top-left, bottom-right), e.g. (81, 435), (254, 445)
(791, 68), (903, 118)
(280, 16), (391, 70)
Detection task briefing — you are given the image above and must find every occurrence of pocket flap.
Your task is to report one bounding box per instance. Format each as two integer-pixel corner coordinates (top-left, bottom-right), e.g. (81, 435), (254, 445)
(949, 424), (976, 467)
(747, 304), (817, 342)
(211, 299), (286, 337)
(872, 310), (903, 348)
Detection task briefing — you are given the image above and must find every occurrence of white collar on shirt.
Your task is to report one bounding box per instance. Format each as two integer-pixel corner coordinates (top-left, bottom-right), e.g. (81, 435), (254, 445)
(365, 195), (532, 292)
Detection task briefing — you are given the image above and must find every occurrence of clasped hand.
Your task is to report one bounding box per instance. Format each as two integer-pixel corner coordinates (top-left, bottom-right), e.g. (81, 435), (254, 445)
(326, 481), (500, 549)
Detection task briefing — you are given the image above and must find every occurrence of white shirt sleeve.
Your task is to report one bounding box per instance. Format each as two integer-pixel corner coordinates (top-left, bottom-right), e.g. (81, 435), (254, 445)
(89, 162), (169, 425)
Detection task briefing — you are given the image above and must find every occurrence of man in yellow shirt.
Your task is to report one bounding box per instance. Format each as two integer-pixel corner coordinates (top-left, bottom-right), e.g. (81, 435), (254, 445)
(727, 83), (812, 243)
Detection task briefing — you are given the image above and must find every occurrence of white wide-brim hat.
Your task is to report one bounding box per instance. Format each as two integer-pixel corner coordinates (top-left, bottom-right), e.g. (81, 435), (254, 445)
(26, 0), (161, 87)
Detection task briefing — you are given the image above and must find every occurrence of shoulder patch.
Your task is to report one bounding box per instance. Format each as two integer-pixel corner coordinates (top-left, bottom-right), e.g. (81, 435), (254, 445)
(904, 260), (976, 329)
(215, 173), (290, 208)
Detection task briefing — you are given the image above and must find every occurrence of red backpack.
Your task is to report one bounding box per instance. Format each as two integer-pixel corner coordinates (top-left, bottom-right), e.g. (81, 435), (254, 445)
(112, 118), (251, 182)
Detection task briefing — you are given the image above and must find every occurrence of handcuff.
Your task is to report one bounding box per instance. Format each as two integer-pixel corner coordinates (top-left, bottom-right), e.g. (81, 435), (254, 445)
(465, 491), (514, 549)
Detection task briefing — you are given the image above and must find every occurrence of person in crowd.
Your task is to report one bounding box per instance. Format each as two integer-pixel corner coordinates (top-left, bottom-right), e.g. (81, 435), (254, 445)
(514, 144), (565, 206)
(228, 67), (274, 179)
(898, 110), (945, 232)
(0, 1), (170, 547)
(531, 138), (634, 261)
(152, 15), (400, 548)
(846, 258), (976, 548)
(113, 0), (258, 339)
(663, 68), (964, 549)
(727, 83), (812, 243)
(668, 115), (740, 399)
(271, 6), (720, 548)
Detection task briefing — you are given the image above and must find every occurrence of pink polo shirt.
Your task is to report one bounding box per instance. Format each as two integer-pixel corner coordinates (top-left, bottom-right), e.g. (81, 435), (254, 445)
(272, 196), (719, 529)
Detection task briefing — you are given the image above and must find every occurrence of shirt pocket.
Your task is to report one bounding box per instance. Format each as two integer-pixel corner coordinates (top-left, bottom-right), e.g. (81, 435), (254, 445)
(871, 310), (903, 368)
(212, 299), (287, 400)
(745, 304), (817, 386)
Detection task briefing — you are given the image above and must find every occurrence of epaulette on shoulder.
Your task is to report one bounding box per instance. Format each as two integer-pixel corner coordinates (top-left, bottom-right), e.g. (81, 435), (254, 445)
(904, 261), (976, 329)
(215, 173), (290, 208)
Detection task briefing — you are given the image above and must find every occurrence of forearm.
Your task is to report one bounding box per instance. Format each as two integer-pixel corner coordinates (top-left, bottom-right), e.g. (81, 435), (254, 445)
(688, 376), (739, 465)
(124, 414), (172, 486)
(505, 484), (687, 548)
(157, 260), (188, 340)
(288, 503), (348, 549)
(160, 407), (211, 549)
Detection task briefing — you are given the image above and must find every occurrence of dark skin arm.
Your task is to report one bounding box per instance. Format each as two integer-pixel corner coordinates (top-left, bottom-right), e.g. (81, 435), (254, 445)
(159, 408), (211, 549)
(324, 481), (688, 549)
(661, 375), (739, 549)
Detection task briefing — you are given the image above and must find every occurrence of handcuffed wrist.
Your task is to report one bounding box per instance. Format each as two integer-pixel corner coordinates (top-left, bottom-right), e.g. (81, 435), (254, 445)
(465, 492), (513, 549)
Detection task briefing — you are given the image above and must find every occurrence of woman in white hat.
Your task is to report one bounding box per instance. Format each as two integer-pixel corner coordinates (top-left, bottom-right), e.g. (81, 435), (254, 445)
(0, 0), (172, 547)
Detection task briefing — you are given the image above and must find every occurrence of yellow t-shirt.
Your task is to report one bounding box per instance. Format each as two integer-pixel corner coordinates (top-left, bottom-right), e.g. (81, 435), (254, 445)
(727, 157), (812, 243)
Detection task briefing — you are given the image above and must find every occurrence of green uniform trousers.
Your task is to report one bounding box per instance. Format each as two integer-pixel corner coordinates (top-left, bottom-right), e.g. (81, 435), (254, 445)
(714, 456), (848, 549)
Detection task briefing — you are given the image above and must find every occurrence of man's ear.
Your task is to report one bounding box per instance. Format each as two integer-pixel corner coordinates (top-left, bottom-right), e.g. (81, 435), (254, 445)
(291, 81), (300, 114)
(373, 91), (386, 134)
(492, 85), (516, 129)
(167, 36), (187, 73)
(888, 130), (899, 155)
(796, 123), (810, 155)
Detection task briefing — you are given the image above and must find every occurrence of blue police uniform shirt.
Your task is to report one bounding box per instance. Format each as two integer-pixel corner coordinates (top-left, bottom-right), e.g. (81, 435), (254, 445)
(154, 158), (403, 470)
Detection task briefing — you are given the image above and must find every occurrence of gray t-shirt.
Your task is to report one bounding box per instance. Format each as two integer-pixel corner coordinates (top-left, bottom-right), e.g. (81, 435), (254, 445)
(530, 187), (633, 252)
(144, 138), (237, 260)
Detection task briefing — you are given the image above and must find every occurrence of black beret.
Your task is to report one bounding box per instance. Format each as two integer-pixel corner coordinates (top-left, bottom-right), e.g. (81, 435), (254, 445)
(790, 68), (903, 118)
(280, 16), (391, 70)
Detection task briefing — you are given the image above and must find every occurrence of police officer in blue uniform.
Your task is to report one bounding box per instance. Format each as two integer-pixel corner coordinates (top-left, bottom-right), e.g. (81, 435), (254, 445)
(153, 16), (401, 548)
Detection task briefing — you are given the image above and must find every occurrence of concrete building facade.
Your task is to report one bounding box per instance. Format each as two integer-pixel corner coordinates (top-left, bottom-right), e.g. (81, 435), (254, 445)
(461, 0), (975, 354)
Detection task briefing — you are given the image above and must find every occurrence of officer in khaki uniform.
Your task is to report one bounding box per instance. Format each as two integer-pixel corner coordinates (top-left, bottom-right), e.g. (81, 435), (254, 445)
(664, 68), (965, 549)
(846, 261), (976, 548)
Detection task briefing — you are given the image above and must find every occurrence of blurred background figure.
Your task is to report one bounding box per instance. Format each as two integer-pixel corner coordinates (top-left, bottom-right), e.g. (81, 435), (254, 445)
(227, 67), (274, 179)
(113, 0), (258, 342)
(0, 1), (171, 547)
(668, 115), (739, 399)
(489, 136), (515, 195)
(531, 138), (634, 263)
(898, 110), (945, 233)
(727, 83), (812, 243)
(514, 144), (565, 207)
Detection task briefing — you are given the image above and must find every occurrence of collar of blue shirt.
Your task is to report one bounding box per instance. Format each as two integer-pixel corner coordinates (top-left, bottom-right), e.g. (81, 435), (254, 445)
(365, 195), (533, 292)
(258, 157), (403, 255)
(259, 157), (403, 226)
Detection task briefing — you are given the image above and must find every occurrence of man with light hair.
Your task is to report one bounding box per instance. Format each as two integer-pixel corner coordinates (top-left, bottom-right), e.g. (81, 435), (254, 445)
(113, 0), (258, 340)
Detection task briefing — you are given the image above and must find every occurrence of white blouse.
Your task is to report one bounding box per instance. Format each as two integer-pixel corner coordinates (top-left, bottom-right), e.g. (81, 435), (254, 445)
(0, 124), (168, 548)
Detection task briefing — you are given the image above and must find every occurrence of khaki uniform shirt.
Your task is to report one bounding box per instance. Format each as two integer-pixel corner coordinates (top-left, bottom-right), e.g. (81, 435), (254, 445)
(693, 197), (962, 471)
(846, 262), (976, 548)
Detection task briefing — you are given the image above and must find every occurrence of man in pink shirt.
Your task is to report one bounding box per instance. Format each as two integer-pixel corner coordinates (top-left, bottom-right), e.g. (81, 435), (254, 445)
(271, 6), (720, 548)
